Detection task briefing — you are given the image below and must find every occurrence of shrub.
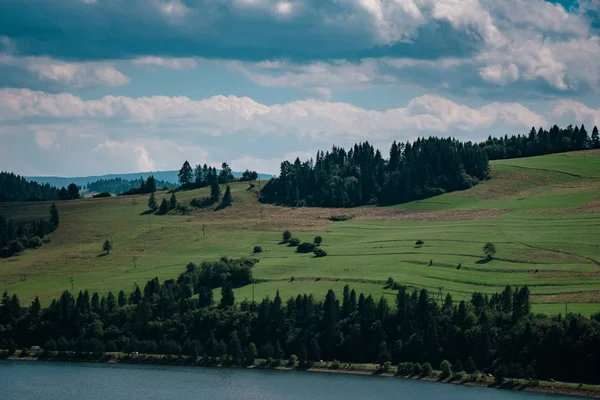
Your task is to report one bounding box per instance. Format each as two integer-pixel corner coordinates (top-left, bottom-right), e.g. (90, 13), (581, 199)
(420, 362), (433, 377)
(190, 197), (214, 208)
(330, 359), (341, 369)
(483, 242), (497, 259)
(329, 215), (351, 222)
(253, 246), (262, 253)
(313, 248), (328, 257)
(416, 239), (424, 247)
(440, 360), (452, 378)
(314, 236), (323, 245)
(102, 239), (113, 254)
(28, 236), (43, 248)
(282, 230), (292, 243)
(288, 237), (300, 247)
(385, 277), (394, 288)
(412, 362), (421, 376)
(297, 242), (316, 253)
(457, 263), (462, 270)
(287, 354), (298, 367)
(397, 362), (415, 376)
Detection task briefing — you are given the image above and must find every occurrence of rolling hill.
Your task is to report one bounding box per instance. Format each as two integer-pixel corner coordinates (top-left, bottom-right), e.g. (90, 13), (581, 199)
(1, 150), (599, 316)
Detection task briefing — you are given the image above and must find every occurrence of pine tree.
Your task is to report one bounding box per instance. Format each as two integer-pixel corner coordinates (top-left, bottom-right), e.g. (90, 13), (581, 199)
(102, 239), (113, 254)
(148, 192), (158, 211)
(210, 180), (221, 202)
(219, 185), (232, 208)
(178, 161), (193, 187)
(592, 126), (600, 149)
(158, 198), (169, 215)
(220, 282), (235, 309)
(169, 193), (177, 210)
(49, 203), (59, 227)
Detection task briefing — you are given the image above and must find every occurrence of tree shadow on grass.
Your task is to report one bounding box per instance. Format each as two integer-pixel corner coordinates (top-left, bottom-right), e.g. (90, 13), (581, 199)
(139, 209), (154, 216)
(476, 258), (493, 264)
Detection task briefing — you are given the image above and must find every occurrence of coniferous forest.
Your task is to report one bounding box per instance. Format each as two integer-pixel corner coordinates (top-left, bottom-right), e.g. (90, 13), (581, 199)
(260, 124), (598, 208)
(0, 257), (599, 384)
(0, 204), (59, 258)
(0, 172), (60, 202)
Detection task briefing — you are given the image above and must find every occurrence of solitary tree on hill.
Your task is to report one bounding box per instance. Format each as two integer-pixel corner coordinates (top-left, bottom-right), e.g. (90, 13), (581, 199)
(102, 239), (113, 255)
(314, 236), (323, 246)
(169, 193), (177, 210)
(178, 161), (194, 187)
(220, 185), (232, 208)
(483, 242), (496, 259)
(49, 203), (59, 227)
(416, 239), (424, 248)
(148, 192), (158, 211)
(282, 230), (292, 243)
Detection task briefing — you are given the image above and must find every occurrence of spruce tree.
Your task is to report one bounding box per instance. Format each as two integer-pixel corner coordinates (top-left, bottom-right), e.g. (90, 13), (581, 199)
(220, 185), (232, 208)
(210, 180), (221, 202)
(219, 282), (235, 309)
(148, 192), (158, 211)
(178, 161), (193, 187)
(49, 203), (59, 227)
(158, 198), (169, 215)
(169, 193), (177, 210)
(592, 126), (600, 149)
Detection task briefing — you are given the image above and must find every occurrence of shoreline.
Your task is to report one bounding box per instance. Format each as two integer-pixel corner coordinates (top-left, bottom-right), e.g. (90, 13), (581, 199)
(4, 352), (600, 399)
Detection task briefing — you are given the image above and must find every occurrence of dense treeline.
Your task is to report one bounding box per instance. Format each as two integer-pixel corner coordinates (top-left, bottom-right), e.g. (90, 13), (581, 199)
(1, 257), (598, 384)
(118, 176), (159, 196)
(481, 124), (599, 160)
(0, 204), (59, 258)
(88, 177), (173, 195)
(0, 172), (60, 202)
(261, 139), (489, 207)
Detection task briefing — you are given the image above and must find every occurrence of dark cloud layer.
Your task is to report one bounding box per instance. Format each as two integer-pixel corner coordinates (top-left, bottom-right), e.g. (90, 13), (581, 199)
(0, 0), (481, 62)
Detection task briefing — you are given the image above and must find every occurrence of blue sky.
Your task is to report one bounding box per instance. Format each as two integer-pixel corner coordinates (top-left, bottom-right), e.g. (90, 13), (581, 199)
(0, 0), (599, 176)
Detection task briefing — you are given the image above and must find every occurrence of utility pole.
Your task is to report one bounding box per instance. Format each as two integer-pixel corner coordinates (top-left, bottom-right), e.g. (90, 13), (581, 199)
(202, 224), (206, 238)
(148, 217), (152, 233)
(69, 276), (74, 292)
(132, 255), (137, 270)
(260, 207), (263, 221)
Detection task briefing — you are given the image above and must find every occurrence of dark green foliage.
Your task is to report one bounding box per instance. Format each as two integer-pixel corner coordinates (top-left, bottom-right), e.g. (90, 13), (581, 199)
(282, 230), (292, 243)
(148, 192), (158, 211)
(440, 360), (452, 377)
(329, 215), (352, 222)
(416, 239), (424, 247)
(592, 126), (600, 149)
(420, 362), (433, 377)
(483, 242), (497, 259)
(157, 198), (169, 215)
(210, 180), (221, 203)
(453, 359), (464, 373)
(92, 192), (111, 198)
(0, 261), (599, 385)
(240, 170), (258, 182)
(219, 185), (232, 209)
(253, 246), (262, 254)
(102, 240), (112, 254)
(0, 204), (58, 258)
(0, 172), (60, 202)
(313, 248), (327, 257)
(297, 242), (316, 253)
(190, 197), (215, 208)
(314, 236), (323, 245)
(90, 176), (172, 195)
(220, 282), (235, 309)
(178, 161), (194, 188)
(288, 237), (300, 247)
(481, 124), (595, 160)
(219, 163), (233, 185)
(169, 193), (177, 210)
(67, 183), (80, 200)
(260, 138), (489, 208)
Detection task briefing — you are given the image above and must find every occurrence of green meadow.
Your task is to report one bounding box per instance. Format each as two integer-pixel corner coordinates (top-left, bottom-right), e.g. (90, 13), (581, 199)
(1, 150), (599, 316)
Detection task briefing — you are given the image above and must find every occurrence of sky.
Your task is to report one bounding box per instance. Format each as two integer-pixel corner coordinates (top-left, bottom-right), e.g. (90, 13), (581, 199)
(1, 0), (599, 177)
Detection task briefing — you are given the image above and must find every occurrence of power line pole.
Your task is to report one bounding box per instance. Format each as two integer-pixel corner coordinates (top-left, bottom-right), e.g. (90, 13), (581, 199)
(132, 255), (137, 270)
(202, 224), (206, 238)
(69, 276), (74, 292)
(260, 207), (263, 221)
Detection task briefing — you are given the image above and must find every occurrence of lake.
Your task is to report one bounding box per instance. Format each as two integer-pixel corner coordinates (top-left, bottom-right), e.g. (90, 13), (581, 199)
(0, 361), (582, 400)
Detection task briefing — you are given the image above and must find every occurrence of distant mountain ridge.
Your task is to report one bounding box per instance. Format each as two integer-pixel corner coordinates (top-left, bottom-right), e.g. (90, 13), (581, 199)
(26, 170), (275, 188)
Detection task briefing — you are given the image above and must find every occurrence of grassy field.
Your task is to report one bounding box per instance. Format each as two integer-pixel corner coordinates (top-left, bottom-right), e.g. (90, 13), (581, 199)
(1, 150), (600, 316)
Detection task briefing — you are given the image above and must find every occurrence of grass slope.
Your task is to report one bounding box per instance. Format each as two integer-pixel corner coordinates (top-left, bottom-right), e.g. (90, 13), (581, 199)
(1, 150), (600, 316)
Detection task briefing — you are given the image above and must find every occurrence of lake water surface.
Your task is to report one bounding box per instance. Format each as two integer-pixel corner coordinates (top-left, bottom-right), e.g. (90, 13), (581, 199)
(0, 361), (582, 400)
